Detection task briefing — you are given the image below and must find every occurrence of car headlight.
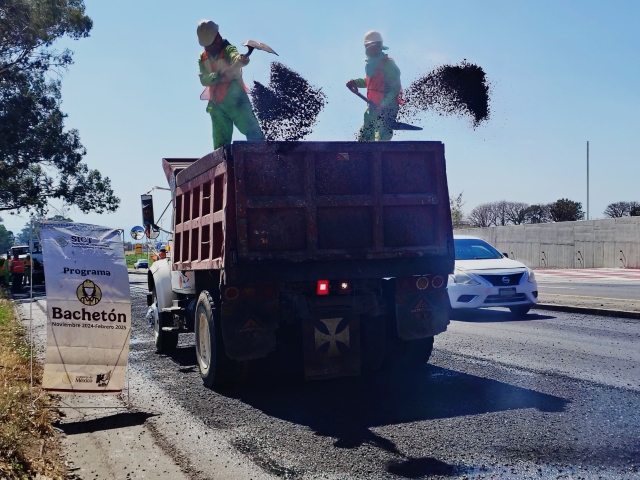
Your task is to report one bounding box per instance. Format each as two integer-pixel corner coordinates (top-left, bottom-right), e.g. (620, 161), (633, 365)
(453, 270), (480, 286)
(527, 269), (536, 282)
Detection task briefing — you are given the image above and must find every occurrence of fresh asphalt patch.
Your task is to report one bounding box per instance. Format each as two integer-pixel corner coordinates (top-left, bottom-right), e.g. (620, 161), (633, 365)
(127, 285), (640, 479)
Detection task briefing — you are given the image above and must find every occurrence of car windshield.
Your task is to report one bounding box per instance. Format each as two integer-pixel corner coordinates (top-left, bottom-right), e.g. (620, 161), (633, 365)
(454, 238), (503, 260)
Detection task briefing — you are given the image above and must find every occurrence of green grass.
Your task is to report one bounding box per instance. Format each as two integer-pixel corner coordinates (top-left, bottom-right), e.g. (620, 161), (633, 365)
(0, 289), (65, 479)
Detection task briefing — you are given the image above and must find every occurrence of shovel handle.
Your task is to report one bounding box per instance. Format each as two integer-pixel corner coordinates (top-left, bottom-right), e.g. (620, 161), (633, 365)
(347, 85), (374, 107)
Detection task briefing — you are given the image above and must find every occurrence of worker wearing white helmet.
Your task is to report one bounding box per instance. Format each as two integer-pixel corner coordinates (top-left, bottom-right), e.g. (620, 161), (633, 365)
(346, 31), (403, 141)
(196, 20), (264, 149)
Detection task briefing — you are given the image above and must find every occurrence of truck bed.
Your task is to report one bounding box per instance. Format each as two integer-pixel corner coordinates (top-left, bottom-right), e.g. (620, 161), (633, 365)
(167, 141), (454, 283)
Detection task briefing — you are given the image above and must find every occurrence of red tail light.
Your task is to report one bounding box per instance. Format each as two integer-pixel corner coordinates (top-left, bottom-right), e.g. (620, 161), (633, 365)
(225, 287), (239, 300)
(317, 280), (329, 295)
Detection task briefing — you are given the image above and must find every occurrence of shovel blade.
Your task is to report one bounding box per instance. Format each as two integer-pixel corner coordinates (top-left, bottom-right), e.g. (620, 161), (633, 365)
(391, 121), (423, 131)
(242, 40), (279, 56)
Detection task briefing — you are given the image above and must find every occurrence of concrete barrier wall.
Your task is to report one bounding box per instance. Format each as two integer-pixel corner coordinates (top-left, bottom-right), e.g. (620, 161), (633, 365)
(454, 217), (640, 269)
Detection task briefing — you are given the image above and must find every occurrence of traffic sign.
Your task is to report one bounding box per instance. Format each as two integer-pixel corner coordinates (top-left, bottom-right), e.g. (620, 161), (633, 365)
(134, 243), (143, 254)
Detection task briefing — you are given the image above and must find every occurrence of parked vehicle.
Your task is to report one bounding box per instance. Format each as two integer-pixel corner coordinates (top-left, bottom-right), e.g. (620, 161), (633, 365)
(147, 141), (454, 386)
(447, 235), (538, 317)
(134, 259), (149, 269)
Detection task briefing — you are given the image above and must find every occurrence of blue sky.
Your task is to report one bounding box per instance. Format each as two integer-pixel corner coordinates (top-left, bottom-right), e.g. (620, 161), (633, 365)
(3, 0), (640, 237)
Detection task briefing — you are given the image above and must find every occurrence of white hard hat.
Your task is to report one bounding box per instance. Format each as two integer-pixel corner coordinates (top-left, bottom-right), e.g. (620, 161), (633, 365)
(197, 19), (219, 47)
(364, 30), (388, 50)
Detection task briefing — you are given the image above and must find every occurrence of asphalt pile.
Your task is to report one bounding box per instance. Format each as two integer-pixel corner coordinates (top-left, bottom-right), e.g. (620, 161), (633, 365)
(251, 62), (327, 143)
(399, 60), (490, 128)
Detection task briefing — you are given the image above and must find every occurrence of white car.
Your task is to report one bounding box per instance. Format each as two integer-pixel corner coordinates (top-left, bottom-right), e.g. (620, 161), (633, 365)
(134, 259), (149, 269)
(448, 235), (538, 317)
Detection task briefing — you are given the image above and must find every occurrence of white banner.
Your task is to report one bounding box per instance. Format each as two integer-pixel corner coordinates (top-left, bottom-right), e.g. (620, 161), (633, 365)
(40, 222), (131, 395)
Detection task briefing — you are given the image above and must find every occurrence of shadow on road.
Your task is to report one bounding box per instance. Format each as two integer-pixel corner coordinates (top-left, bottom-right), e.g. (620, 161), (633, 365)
(59, 411), (156, 435)
(219, 362), (568, 449)
(451, 308), (556, 323)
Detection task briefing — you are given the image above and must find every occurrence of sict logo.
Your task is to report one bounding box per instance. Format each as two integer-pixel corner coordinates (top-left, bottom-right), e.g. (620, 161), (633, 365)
(71, 235), (93, 244)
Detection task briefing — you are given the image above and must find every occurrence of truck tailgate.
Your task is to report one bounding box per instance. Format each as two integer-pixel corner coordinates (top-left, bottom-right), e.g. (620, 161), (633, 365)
(232, 141), (452, 263)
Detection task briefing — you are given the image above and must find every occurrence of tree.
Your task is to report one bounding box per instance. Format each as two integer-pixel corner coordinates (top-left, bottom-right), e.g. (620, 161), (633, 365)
(504, 202), (529, 225)
(548, 198), (584, 222)
(468, 203), (496, 227)
(524, 204), (550, 224)
(604, 201), (639, 218)
(631, 204), (640, 217)
(450, 192), (465, 228)
(491, 201), (509, 226)
(17, 214), (73, 244)
(0, 0), (119, 214)
(0, 224), (14, 252)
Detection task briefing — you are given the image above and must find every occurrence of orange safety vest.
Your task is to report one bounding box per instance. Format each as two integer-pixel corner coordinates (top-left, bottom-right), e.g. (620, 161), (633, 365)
(200, 49), (249, 103)
(10, 259), (24, 274)
(366, 57), (404, 107)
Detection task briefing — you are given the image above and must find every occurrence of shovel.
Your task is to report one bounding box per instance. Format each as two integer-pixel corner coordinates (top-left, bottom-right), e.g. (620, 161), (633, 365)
(242, 40), (279, 57)
(347, 85), (422, 131)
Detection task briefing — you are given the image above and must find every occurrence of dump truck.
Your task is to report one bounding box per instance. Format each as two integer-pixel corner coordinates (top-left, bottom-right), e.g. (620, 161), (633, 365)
(147, 141), (454, 386)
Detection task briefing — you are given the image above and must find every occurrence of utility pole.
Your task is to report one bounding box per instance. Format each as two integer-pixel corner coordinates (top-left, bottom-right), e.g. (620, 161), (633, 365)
(586, 141), (590, 220)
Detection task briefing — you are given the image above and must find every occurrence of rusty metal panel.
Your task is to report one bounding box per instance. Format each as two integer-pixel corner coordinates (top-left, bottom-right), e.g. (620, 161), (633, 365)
(231, 141), (452, 266)
(246, 208), (307, 252)
(172, 151), (230, 272)
(317, 207), (374, 250)
(170, 141), (454, 278)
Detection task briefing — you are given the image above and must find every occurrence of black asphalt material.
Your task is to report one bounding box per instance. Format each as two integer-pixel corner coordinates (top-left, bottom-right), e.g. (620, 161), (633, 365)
(399, 61), (490, 128)
(251, 62), (327, 143)
(128, 286), (640, 479)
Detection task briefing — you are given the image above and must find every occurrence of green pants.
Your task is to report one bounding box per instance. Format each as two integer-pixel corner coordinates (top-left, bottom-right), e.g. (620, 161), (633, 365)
(208, 84), (264, 149)
(357, 105), (399, 142)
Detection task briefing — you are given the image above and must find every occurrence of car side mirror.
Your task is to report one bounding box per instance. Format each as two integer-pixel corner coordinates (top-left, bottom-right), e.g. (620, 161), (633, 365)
(502, 253), (509, 258)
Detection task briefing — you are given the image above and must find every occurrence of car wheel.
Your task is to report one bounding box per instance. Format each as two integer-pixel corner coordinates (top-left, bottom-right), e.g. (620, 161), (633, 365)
(509, 305), (531, 318)
(153, 288), (178, 353)
(194, 290), (240, 388)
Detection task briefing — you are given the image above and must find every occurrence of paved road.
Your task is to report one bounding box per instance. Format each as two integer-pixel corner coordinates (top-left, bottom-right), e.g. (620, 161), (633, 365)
(536, 268), (640, 313)
(124, 276), (640, 479)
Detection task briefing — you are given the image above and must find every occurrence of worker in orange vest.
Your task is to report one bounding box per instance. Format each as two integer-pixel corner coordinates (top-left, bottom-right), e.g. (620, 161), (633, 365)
(346, 31), (403, 142)
(197, 20), (264, 149)
(23, 254), (31, 286)
(9, 253), (24, 293)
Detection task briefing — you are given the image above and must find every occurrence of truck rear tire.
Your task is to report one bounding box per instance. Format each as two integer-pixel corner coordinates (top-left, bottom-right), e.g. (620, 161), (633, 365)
(403, 336), (434, 368)
(153, 288), (178, 354)
(194, 290), (239, 388)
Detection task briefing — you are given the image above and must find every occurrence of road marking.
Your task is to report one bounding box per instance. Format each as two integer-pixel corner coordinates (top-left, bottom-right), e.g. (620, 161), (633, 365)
(541, 286), (576, 289)
(542, 293), (640, 302)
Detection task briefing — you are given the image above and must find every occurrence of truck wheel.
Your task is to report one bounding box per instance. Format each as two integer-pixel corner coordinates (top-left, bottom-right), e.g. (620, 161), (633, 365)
(403, 336), (434, 368)
(361, 314), (386, 371)
(153, 288), (178, 354)
(509, 305), (531, 318)
(194, 290), (239, 388)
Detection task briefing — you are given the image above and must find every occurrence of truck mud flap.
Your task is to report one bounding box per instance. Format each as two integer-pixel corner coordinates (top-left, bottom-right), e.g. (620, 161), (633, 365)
(302, 313), (360, 380)
(220, 303), (278, 361)
(395, 290), (450, 340)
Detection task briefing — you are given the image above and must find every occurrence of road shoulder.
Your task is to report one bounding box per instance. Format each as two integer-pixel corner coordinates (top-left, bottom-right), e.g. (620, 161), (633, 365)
(16, 299), (190, 480)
